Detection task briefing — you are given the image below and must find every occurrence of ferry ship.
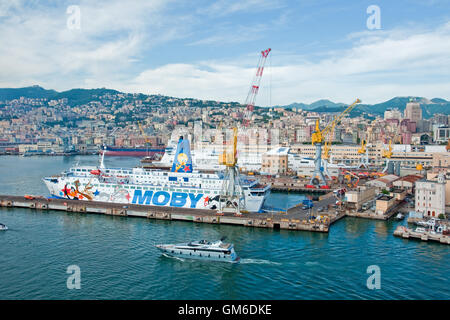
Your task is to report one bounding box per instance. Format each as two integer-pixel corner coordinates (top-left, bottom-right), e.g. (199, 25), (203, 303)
(156, 238), (240, 263)
(43, 137), (270, 212)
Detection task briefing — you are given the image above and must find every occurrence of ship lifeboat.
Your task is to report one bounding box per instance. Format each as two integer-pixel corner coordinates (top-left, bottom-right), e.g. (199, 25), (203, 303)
(24, 195), (35, 200)
(90, 169), (101, 175)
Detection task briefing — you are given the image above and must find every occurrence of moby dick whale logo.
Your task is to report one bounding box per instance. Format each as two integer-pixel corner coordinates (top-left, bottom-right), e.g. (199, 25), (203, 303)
(171, 136), (192, 173)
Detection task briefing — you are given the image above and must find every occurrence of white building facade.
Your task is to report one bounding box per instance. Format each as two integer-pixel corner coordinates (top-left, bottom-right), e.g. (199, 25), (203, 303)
(415, 174), (446, 217)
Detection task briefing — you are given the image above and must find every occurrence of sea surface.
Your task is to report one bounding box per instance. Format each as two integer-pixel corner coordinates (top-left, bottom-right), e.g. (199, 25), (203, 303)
(0, 155), (448, 300)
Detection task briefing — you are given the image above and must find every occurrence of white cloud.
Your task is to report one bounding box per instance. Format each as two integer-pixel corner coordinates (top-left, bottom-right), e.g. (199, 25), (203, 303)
(0, 0), (180, 87)
(197, 0), (284, 16)
(0, 1), (449, 106)
(107, 21), (450, 105)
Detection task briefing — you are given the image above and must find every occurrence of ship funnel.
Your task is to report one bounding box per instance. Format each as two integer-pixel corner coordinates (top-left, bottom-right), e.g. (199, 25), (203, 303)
(171, 136), (193, 173)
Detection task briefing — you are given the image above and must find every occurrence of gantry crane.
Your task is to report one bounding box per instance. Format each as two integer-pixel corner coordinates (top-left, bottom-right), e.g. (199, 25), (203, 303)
(308, 98), (361, 187)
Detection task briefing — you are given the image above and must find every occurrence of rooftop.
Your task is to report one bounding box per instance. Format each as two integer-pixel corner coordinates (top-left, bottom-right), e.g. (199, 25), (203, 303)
(395, 174), (423, 184)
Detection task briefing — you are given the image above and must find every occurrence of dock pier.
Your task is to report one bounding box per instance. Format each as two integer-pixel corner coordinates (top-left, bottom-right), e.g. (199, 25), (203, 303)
(0, 195), (341, 233)
(394, 226), (450, 245)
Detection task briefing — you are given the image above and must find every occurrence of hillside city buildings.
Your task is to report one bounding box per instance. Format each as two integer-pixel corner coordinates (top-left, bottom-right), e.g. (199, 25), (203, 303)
(0, 91), (449, 217)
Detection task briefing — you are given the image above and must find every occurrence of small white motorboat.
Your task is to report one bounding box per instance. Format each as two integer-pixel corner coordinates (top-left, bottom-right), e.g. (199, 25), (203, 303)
(156, 237), (240, 263)
(0, 223), (8, 231)
(395, 213), (404, 220)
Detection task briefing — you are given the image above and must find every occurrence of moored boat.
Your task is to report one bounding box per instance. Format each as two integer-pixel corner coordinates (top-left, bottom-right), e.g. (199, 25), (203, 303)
(395, 213), (404, 220)
(43, 136), (270, 212)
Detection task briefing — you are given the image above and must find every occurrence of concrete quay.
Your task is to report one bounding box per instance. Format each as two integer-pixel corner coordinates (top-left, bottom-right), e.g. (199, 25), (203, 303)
(0, 195), (344, 233)
(393, 226), (450, 245)
(345, 202), (404, 221)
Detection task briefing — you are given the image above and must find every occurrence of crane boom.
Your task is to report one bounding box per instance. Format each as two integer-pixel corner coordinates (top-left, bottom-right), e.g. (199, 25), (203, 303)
(138, 121), (150, 144)
(312, 98), (361, 146)
(319, 99), (361, 160)
(243, 48), (271, 127)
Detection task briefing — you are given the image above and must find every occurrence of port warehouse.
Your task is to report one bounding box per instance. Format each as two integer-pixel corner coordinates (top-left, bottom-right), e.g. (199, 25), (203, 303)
(0, 195), (343, 232)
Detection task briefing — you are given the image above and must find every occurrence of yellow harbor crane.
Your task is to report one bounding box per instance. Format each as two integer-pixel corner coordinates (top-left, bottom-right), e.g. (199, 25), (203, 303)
(138, 121), (151, 145)
(357, 139), (370, 169)
(322, 121), (336, 161)
(309, 98), (361, 187)
(358, 139), (366, 154)
(382, 140), (393, 158)
(219, 127), (238, 167)
(381, 139), (393, 173)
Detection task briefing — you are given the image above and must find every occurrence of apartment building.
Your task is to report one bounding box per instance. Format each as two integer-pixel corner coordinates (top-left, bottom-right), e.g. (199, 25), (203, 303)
(404, 101), (422, 122)
(415, 174), (446, 217)
(261, 147), (289, 175)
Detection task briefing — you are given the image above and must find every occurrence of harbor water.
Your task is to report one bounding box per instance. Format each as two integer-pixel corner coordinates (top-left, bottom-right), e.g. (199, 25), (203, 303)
(0, 155), (448, 299)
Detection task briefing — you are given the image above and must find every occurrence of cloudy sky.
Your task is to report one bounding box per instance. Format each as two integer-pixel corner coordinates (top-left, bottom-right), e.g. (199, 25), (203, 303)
(0, 0), (449, 105)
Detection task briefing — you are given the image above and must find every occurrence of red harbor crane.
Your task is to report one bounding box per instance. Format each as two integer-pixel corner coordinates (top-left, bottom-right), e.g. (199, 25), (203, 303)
(243, 48), (271, 127)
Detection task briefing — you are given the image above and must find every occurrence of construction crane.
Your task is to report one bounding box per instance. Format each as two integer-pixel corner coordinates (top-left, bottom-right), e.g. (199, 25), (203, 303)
(308, 98), (361, 188)
(242, 48), (271, 127)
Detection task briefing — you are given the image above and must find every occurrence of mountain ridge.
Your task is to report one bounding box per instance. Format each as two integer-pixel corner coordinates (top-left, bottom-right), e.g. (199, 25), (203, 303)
(0, 85), (449, 118)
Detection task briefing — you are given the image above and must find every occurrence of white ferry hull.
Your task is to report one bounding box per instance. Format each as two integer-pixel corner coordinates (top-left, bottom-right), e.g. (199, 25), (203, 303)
(44, 178), (266, 212)
(43, 136), (269, 213)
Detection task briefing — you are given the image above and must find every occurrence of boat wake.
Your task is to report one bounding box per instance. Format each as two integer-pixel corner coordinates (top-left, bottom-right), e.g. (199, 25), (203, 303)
(239, 258), (281, 266)
(162, 253), (185, 262)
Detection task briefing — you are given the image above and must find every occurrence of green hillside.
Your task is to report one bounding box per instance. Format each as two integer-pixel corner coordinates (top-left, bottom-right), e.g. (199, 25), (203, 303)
(0, 85), (58, 100)
(280, 96), (450, 118)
